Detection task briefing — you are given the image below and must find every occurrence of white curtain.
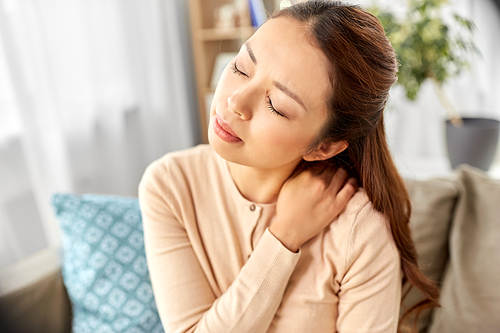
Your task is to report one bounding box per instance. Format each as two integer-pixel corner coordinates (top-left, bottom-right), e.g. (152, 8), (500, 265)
(1, 0), (499, 270)
(0, 0), (198, 268)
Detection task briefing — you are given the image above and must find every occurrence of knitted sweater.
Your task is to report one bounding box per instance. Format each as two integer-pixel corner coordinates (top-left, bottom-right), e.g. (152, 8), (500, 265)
(138, 144), (401, 333)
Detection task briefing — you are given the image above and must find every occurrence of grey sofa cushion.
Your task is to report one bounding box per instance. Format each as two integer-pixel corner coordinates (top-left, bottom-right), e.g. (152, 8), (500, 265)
(429, 165), (500, 333)
(0, 269), (71, 333)
(403, 177), (459, 332)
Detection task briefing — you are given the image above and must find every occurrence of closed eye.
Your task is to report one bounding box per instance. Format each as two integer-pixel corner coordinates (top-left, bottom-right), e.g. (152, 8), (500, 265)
(231, 62), (248, 77)
(231, 61), (286, 118)
(266, 96), (286, 118)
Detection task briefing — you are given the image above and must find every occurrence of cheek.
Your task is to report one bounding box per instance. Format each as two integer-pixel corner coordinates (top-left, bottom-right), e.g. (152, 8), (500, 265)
(214, 66), (238, 98)
(285, 120), (324, 151)
(251, 116), (316, 151)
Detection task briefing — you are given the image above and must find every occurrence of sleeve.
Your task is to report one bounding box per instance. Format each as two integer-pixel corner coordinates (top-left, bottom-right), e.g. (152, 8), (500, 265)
(138, 160), (301, 333)
(336, 203), (402, 333)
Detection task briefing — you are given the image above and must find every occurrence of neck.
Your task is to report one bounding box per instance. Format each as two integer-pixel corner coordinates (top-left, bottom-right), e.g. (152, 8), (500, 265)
(227, 160), (301, 204)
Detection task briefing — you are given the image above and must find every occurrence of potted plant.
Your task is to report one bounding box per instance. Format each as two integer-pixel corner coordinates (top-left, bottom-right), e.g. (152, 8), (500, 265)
(371, 0), (500, 171)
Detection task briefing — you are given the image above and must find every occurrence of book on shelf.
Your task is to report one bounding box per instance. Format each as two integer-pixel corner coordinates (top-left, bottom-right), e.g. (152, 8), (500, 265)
(249, 0), (267, 27)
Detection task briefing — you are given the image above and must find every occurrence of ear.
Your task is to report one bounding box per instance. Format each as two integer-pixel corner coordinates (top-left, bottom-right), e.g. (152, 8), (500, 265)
(302, 141), (348, 162)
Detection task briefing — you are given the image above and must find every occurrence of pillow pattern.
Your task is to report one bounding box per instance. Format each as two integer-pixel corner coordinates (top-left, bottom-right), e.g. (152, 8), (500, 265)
(52, 193), (164, 333)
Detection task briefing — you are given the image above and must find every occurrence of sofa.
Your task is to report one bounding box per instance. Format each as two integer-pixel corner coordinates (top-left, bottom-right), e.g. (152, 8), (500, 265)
(0, 164), (499, 333)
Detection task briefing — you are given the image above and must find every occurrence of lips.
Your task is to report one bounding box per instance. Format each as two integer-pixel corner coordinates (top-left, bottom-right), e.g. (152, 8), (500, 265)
(213, 115), (242, 143)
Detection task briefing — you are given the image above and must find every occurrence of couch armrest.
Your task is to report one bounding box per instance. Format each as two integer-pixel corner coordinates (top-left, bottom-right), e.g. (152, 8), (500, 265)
(0, 249), (72, 333)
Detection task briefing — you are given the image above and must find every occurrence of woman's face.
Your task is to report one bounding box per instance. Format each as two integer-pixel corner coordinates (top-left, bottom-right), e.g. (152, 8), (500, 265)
(208, 16), (332, 170)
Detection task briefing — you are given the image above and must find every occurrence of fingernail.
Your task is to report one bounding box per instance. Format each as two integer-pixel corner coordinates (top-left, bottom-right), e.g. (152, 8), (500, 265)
(348, 178), (357, 186)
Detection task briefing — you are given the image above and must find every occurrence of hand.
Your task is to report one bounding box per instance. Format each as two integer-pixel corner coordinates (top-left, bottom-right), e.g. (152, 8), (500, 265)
(270, 165), (357, 252)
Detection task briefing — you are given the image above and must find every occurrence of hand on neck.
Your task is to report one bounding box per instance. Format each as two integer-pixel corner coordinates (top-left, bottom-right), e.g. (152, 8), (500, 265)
(227, 159), (301, 204)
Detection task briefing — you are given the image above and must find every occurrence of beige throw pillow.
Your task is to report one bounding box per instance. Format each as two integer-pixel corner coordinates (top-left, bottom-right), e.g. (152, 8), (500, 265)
(403, 177), (459, 332)
(429, 165), (500, 333)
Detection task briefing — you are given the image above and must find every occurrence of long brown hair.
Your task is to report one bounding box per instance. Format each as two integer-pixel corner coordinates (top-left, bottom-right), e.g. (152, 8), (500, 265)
(274, 1), (440, 331)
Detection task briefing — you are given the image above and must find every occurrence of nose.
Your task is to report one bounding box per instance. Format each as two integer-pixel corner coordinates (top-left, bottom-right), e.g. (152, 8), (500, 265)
(227, 89), (252, 120)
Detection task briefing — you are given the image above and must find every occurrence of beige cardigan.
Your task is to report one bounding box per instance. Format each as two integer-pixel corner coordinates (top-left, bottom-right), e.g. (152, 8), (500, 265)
(138, 145), (401, 333)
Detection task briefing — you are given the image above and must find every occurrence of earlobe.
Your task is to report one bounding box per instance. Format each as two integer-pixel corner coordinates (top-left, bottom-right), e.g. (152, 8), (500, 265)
(303, 141), (348, 161)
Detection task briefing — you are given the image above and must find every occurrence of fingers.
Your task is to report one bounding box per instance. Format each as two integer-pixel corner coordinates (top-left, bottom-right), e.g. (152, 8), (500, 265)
(306, 161), (328, 176)
(327, 168), (349, 194)
(292, 163), (357, 201)
(336, 177), (358, 206)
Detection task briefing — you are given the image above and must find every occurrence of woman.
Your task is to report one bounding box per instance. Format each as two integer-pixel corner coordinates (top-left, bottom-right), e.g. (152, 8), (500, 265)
(139, 1), (440, 332)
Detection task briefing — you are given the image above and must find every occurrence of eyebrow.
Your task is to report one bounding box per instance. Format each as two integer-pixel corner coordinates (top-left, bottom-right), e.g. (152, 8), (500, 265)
(245, 42), (307, 111)
(244, 42), (257, 65)
(274, 81), (307, 111)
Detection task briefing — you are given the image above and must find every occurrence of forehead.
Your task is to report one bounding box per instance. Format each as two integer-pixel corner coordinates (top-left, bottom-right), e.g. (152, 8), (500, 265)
(246, 17), (332, 112)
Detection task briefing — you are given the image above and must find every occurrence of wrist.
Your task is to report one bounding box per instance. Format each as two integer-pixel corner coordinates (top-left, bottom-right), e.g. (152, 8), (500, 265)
(268, 224), (301, 253)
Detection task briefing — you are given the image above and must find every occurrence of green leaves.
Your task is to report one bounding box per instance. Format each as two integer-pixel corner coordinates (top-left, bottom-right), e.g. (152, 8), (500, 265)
(370, 0), (478, 101)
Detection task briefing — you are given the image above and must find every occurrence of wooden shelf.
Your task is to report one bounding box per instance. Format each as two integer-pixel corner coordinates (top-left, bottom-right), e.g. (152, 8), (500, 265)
(188, 0), (276, 142)
(204, 86), (215, 94)
(199, 27), (256, 41)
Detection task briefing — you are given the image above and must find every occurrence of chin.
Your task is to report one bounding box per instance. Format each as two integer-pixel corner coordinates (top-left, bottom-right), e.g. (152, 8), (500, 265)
(209, 134), (235, 162)
(209, 136), (252, 173)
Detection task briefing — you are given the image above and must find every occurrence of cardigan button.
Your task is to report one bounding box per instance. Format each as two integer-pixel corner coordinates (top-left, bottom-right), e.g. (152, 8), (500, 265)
(249, 204), (256, 211)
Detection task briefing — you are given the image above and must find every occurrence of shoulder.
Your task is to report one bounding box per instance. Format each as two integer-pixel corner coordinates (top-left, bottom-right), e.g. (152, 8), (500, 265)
(332, 191), (403, 333)
(146, 144), (215, 174)
(329, 189), (399, 273)
(139, 144), (219, 198)
(141, 144), (216, 182)
(331, 189), (387, 238)
(344, 189), (394, 247)
(337, 189), (393, 244)
(139, 144), (232, 210)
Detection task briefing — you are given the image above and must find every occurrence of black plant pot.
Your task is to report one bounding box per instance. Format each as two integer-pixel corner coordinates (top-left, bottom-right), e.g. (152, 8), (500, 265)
(446, 117), (500, 171)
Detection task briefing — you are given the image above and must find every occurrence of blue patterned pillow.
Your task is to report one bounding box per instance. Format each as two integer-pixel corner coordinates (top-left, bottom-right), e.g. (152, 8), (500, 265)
(51, 193), (164, 333)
